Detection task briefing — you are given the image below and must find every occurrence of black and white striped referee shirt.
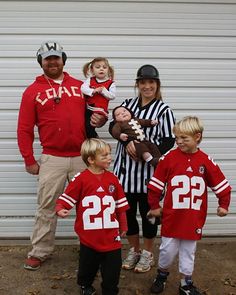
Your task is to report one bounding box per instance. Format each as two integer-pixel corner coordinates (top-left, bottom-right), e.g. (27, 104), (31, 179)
(112, 97), (175, 194)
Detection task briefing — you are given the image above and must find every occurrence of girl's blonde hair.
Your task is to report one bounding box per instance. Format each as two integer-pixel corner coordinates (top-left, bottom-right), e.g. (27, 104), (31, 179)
(83, 57), (114, 80)
(173, 116), (204, 142)
(81, 138), (111, 166)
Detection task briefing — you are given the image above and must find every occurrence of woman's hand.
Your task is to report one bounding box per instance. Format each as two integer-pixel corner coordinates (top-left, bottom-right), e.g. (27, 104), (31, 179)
(125, 141), (138, 161)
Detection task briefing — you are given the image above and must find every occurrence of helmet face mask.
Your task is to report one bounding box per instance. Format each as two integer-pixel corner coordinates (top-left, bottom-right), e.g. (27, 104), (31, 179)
(136, 64), (159, 81)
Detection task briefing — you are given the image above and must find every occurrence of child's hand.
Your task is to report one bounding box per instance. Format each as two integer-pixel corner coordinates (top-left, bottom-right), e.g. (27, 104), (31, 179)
(57, 209), (70, 218)
(93, 87), (104, 94)
(120, 231), (126, 238)
(120, 133), (128, 141)
(217, 207), (228, 217)
(151, 120), (159, 126)
(147, 208), (162, 218)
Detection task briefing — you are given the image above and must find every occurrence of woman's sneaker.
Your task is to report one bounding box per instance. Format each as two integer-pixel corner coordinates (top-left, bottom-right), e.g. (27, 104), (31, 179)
(134, 249), (154, 273)
(179, 282), (202, 295)
(122, 247), (140, 270)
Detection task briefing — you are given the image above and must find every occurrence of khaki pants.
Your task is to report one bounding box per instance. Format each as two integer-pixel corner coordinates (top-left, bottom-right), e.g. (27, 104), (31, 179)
(28, 154), (86, 260)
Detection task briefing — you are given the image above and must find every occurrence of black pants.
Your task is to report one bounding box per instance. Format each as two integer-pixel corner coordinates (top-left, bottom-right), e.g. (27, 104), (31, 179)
(125, 193), (158, 238)
(85, 107), (98, 138)
(77, 243), (122, 295)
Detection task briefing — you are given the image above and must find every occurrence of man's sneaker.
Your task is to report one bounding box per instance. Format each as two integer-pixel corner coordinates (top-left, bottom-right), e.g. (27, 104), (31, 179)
(134, 249), (154, 273)
(80, 285), (96, 295)
(179, 282), (202, 295)
(24, 256), (41, 271)
(150, 271), (169, 294)
(122, 247), (140, 270)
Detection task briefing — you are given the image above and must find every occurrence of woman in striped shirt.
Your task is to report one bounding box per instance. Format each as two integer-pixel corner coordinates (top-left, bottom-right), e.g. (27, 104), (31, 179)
(110, 64), (175, 273)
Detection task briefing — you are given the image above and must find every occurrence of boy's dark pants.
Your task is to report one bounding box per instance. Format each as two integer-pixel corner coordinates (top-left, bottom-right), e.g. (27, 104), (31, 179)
(77, 243), (122, 295)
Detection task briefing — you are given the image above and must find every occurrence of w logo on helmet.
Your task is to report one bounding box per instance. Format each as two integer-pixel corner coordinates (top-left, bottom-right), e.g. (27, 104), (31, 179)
(41, 42), (63, 52)
(37, 41), (64, 62)
(44, 42), (60, 52)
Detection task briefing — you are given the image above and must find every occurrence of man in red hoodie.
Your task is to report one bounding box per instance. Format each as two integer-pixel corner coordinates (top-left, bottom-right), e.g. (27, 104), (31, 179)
(17, 41), (106, 271)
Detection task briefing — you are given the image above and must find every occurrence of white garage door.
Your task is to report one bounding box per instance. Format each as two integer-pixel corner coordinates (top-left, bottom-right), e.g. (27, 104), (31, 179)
(0, 0), (235, 238)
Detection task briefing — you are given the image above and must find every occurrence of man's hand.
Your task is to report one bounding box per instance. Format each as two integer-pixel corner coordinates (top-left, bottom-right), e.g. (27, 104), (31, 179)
(90, 113), (107, 128)
(26, 163), (40, 175)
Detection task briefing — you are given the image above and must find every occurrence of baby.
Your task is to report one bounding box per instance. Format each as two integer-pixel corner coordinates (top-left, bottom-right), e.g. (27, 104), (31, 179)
(111, 106), (161, 167)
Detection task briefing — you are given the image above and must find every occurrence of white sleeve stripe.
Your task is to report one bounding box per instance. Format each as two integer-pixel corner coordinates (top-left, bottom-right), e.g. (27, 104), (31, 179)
(116, 197), (127, 204)
(150, 177), (165, 187)
(58, 196), (75, 207)
(211, 179), (227, 190)
(62, 193), (76, 204)
(149, 180), (163, 191)
(213, 183), (230, 195)
(117, 201), (128, 208)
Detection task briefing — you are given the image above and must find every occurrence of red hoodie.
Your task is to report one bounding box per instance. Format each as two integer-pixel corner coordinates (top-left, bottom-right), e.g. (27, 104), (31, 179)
(17, 72), (86, 166)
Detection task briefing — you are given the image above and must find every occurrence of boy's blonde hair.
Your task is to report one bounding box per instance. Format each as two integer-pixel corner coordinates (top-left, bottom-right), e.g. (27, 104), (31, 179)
(83, 57), (114, 80)
(81, 138), (111, 166)
(173, 116), (204, 143)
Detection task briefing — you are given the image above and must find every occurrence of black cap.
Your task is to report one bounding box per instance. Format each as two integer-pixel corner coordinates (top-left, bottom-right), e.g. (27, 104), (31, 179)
(136, 64), (159, 81)
(112, 106), (134, 120)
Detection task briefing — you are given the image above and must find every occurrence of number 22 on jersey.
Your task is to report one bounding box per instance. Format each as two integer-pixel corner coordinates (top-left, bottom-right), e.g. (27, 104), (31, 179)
(82, 195), (119, 230)
(172, 175), (205, 210)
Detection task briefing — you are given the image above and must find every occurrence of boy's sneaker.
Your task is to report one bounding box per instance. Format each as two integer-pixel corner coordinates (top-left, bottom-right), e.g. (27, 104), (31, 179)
(122, 247), (140, 270)
(80, 285), (96, 295)
(179, 282), (202, 295)
(150, 271), (169, 294)
(134, 249), (154, 273)
(24, 256), (41, 271)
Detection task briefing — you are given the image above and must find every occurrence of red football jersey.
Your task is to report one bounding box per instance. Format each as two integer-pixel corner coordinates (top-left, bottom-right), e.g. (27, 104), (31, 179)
(56, 169), (129, 251)
(148, 148), (231, 240)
